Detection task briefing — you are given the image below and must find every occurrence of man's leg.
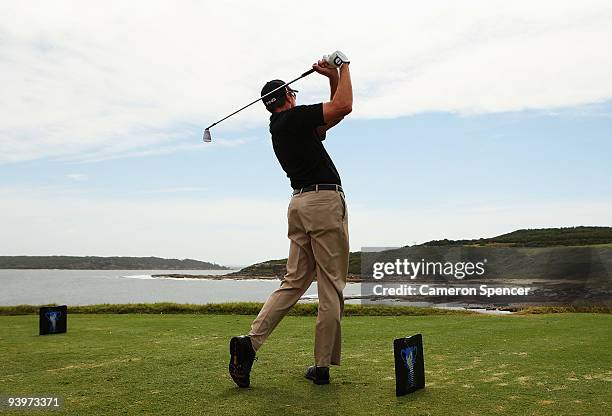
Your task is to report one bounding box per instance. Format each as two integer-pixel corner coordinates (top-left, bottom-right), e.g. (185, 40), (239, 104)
(305, 191), (350, 367)
(248, 210), (315, 351)
(230, 198), (314, 388)
(313, 260), (345, 366)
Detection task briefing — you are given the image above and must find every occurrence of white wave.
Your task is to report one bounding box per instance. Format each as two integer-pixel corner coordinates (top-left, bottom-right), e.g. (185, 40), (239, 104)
(121, 274), (154, 280)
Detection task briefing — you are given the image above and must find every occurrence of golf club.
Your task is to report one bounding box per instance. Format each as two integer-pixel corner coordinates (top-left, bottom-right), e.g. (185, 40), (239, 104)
(203, 68), (315, 142)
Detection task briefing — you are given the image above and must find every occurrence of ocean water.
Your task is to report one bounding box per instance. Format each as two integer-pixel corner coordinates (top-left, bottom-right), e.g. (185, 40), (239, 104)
(0, 269), (362, 306)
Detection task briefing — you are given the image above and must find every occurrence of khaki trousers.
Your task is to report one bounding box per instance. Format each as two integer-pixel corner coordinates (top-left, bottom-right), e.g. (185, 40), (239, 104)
(248, 188), (349, 366)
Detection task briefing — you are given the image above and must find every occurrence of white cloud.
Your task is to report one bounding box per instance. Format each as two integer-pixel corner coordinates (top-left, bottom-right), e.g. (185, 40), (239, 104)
(1, 0), (611, 163)
(61, 137), (254, 163)
(0, 190), (289, 265)
(66, 173), (88, 181)
(1, 188), (610, 265)
(137, 187), (208, 194)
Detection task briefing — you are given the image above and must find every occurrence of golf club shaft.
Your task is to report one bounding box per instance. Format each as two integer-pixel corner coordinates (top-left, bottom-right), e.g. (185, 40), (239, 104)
(205, 68), (315, 130)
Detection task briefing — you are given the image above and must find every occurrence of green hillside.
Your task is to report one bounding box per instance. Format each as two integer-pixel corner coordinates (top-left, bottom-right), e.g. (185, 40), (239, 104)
(423, 226), (612, 247)
(0, 256), (229, 270)
(228, 254), (363, 280)
(236, 227), (612, 276)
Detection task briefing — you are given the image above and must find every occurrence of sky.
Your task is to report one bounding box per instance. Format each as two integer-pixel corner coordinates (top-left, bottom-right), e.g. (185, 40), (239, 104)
(1, 1), (611, 266)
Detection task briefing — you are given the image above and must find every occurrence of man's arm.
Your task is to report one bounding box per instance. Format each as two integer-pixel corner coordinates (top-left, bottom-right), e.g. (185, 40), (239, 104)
(315, 119), (342, 140)
(328, 70), (339, 100)
(322, 63), (352, 122)
(312, 54), (352, 130)
(315, 72), (343, 138)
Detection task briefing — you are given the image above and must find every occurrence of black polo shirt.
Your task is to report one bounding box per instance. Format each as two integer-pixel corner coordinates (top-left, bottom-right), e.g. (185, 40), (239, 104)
(269, 103), (342, 189)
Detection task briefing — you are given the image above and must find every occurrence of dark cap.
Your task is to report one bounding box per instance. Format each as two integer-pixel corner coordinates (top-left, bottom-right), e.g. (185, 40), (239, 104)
(261, 80), (297, 110)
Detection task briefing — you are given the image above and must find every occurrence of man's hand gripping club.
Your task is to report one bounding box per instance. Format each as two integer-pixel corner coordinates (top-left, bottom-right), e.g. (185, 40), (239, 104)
(312, 50), (353, 138)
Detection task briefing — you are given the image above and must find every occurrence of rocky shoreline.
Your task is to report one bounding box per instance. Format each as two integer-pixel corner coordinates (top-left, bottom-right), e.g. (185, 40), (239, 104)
(151, 273), (278, 280)
(151, 273), (365, 282)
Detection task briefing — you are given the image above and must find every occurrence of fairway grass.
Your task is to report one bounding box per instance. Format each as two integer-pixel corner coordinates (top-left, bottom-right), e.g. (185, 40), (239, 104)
(1, 313), (610, 415)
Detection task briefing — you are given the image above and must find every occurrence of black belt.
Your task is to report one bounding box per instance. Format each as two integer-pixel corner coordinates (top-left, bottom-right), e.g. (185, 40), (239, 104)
(292, 184), (343, 195)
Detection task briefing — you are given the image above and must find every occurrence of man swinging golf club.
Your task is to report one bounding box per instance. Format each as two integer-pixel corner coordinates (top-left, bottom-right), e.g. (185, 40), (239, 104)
(229, 51), (352, 387)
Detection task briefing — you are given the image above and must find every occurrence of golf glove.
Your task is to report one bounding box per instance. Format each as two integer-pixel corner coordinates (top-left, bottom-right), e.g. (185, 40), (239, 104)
(323, 50), (350, 68)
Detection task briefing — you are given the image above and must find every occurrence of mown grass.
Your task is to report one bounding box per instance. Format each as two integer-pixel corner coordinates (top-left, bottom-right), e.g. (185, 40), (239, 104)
(1, 302), (609, 316)
(0, 302), (472, 316)
(512, 305), (612, 314)
(0, 313), (610, 415)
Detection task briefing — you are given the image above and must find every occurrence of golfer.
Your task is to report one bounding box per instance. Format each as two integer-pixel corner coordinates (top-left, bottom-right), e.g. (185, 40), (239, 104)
(229, 51), (353, 387)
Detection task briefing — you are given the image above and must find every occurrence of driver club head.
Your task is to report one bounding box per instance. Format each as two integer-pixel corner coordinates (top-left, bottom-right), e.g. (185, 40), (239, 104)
(203, 128), (212, 143)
